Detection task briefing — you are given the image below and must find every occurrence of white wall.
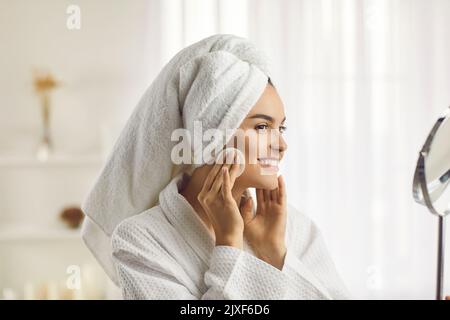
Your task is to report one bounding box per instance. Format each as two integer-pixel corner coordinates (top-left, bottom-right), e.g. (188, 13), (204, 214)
(0, 0), (163, 299)
(0, 0), (161, 155)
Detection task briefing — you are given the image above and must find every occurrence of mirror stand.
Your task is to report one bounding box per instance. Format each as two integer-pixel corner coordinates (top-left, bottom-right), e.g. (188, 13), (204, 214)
(437, 215), (445, 300)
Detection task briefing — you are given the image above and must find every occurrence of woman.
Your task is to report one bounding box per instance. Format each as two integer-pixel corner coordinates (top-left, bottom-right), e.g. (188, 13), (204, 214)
(80, 34), (350, 300)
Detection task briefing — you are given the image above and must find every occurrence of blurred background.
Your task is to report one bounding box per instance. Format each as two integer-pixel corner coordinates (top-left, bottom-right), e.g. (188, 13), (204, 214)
(0, 0), (449, 300)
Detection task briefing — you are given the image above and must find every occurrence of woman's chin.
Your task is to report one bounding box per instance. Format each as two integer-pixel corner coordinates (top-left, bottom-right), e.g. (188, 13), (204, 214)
(253, 174), (279, 190)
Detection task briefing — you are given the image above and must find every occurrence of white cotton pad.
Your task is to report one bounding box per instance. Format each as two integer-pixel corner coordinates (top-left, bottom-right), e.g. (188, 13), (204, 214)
(215, 147), (246, 177)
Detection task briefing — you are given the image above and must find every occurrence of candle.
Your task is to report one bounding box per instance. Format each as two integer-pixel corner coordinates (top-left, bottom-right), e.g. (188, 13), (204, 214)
(46, 281), (59, 300)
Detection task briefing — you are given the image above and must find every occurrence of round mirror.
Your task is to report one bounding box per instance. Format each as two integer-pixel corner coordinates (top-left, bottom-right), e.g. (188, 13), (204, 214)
(412, 106), (450, 300)
(413, 106), (450, 216)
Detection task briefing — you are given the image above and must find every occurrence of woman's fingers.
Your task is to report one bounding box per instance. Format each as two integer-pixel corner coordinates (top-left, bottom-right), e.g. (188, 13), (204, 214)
(228, 152), (239, 185)
(209, 166), (224, 193)
(278, 175), (286, 205)
(254, 176), (286, 216)
(256, 188), (265, 212)
(203, 162), (224, 192)
(216, 150), (240, 195)
(221, 167), (233, 200)
(256, 188), (264, 201)
(263, 189), (271, 204)
(203, 149), (234, 193)
(270, 188), (278, 202)
(211, 161), (233, 193)
(240, 195), (255, 224)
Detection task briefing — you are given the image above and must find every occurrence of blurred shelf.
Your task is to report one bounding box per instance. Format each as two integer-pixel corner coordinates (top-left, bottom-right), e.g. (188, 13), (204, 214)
(0, 225), (83, 242)
(0, 154), (104, 168)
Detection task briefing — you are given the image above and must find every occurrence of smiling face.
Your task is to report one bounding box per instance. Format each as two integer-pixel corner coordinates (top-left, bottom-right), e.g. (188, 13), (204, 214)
(227, 82), (288, 190)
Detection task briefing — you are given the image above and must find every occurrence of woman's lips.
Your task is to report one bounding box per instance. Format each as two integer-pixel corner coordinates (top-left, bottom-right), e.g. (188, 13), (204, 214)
(257, 158), (279, 172)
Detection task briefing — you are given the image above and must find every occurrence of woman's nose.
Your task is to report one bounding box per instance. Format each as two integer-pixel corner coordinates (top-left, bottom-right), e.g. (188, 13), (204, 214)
(278, 134), (288, 153)
(270, 132), (287, 154)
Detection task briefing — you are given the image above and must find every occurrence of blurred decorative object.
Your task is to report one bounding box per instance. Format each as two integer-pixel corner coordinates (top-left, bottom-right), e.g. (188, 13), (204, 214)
(32, 69), (61, 162)
(59, 206), (85, 229)
(8, 277), (102, 300)
(23, 282), (38, 300)
(80, 263), (106, 299)
(2, 288), (18, 300)
(20, 281), (63, 300)
(44, 281), (59, 300)
(59, 279), (82, 300)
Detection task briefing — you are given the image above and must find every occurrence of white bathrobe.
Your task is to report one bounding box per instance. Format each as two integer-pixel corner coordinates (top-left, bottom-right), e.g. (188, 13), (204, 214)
(110, 171), (351, 300)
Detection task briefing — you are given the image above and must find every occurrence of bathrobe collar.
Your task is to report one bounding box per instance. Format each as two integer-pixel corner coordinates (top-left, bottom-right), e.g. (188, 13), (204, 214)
(158, 171), (257, 266)
(158, 171), (216, 265)
(158, 171), (334, 299)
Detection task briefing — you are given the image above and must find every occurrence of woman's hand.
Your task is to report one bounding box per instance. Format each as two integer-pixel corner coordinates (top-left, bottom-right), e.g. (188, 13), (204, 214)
(197, 150), (244, 249)
(240, 175), (288, 270)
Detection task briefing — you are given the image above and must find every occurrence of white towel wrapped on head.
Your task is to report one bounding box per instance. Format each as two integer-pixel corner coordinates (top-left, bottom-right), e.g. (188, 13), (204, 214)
(80, 34), (271, 285)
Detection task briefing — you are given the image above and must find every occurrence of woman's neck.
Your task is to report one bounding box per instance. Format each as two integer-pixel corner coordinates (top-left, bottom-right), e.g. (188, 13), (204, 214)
(179, 167), (247, 237)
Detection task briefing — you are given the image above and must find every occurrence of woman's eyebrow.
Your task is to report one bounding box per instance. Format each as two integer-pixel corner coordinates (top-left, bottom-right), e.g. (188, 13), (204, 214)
(248, 114), (287, 123)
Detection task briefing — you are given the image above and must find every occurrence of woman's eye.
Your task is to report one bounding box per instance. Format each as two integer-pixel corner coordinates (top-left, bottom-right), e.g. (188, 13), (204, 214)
(255, 124), (287, 134)
(256, 124), (269, 131)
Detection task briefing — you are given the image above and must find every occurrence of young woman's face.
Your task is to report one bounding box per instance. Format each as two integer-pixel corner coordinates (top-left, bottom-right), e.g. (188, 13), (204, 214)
(228, 83), (288, 190)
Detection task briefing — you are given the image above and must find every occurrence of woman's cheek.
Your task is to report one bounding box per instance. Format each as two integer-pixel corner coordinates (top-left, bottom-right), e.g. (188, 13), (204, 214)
(245, 135), (259, 166)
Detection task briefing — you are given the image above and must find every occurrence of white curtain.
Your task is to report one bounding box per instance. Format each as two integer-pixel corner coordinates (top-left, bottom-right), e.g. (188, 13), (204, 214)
(142, 0), (450, 299)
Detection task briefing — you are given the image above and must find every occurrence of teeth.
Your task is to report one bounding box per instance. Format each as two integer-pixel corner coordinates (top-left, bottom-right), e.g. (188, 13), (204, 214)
(258, 159), (279, 166)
